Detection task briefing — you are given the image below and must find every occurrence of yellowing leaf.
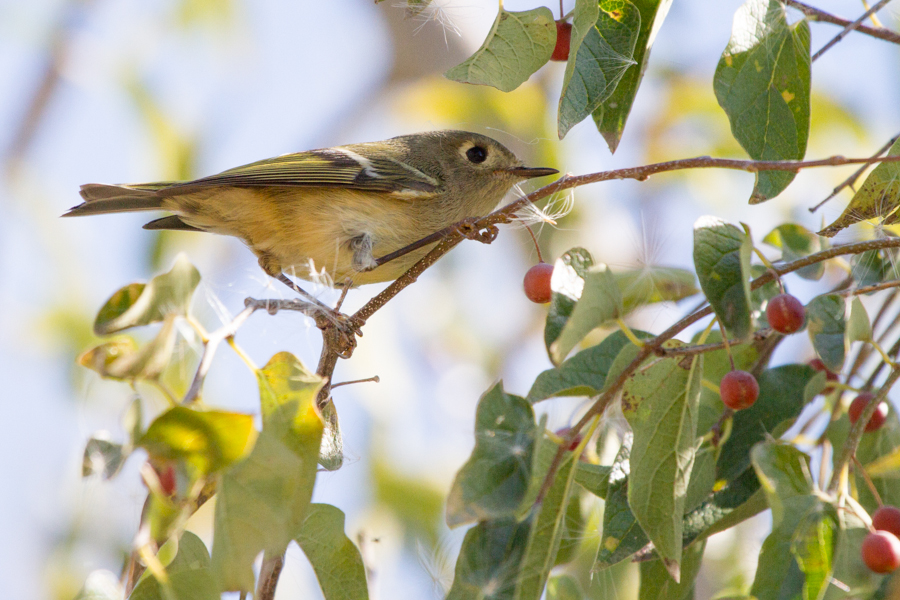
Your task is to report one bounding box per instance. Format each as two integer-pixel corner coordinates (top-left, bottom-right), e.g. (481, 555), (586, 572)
(819, 138), (900, 237)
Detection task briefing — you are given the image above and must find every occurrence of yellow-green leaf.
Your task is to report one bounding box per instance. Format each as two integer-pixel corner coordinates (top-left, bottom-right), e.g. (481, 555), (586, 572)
(94, 254), (200, 335)
(140, 406), (256, 476)
(819, 138), (900, 237)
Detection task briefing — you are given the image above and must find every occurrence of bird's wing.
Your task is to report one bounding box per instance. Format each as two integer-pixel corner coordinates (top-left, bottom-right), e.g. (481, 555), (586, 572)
(154, 149), (442, 199)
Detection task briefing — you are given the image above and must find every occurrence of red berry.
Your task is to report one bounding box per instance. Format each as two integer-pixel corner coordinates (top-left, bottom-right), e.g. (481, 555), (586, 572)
(766, 294), (805, 334)
(809, 358), (839, 392)
(861, 530), (900, 573)
(720, 370), (759, 410)
(551, 21), (572, 61)
(849, 392), (889, 432)
(555, 427), (583, 452)
(809, 358), (839, 382)
(873, 506), (900, 538)
(524, 262), (554, 304)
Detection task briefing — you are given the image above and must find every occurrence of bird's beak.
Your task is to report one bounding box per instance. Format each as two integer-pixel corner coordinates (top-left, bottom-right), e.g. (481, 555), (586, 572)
(504, 166), (559, 179)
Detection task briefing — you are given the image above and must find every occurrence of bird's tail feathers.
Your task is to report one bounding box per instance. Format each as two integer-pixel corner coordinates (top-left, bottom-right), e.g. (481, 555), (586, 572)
(63, 183), (171, 217)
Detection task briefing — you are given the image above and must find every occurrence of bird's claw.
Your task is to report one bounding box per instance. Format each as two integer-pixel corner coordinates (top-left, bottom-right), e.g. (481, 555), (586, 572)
(456, 219), (499, 244)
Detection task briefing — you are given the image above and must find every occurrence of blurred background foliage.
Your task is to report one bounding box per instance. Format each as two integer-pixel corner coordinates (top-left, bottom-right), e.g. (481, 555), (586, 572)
(0, 0), (897, 598)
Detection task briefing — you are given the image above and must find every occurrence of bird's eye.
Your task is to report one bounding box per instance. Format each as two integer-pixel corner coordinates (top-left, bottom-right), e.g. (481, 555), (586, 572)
(466, 146), (488, 163)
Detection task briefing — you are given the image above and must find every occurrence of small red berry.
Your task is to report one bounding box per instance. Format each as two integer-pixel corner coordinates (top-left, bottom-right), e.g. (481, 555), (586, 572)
(720, 370), (759, 410)
(156, 462), (177, 496)
(849, 392), (889, 432)
(551, 21), (572, 61)
(555, 427), (583, 452)
(809, 358), (839, 392)
(809, 358), (839, 382)
(766, 294), (805, 334)
(873, 506), (900, 538)
(861, 530), (900, 573)
(524, 262), (554, 304)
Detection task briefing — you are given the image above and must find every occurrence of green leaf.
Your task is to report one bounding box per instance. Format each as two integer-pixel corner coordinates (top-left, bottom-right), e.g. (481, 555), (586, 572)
(257, 351), (326, 457)
(446, 383), (538, 527)
(210, 430), (319, 591)
(550, 264), (624, 364)
(693, 217), (753, 339)
(74, 570), (124, 600)
(595, 436), (650, 569)
(593, 0), (674, 152)
(80, 317), (177, 381)
(851, 249), (900, 286)
(749, 441), (821, 600)
(638, 539), (705, 599)
(296, 504), (368, 600)
(444, 7), (555, 92)
(819, 138), (900, 236)
(622, 342), (702, 575)
(558, 0), (641, 138)
(528, 330), (650, 402)
(130, 532), (217, 600)
(848, 297), (872, 343)
(713, 0), (811, 203)
(82, 435), (125, 479)
(806, 294), (847, 372)
(546, 574), (584, 600)
(615, 266), (698, 311)
(683, 443), (717, 514)
(139, 406), (255, 477)
(545, 248), (595, 364)
(513, 453), (580, 599)
(762, 224), (825, 280)
(554, 491), (586, 566)
(716, 364), (817, 483)
(211, 354), (324, 591)
(446, 517), (533, 600)
(94, 254), (200, 334)
(574, 462), (613, 498)
(791, 504), (839, 600)
(682, 469), (767, 544)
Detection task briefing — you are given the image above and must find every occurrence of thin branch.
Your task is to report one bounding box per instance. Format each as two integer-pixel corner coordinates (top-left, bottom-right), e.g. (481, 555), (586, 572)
(655, 329), (774, 357)
(827, 366), (900, 495)
(810, 0), (896, 61)
(182, 305), (256, 403)
(346, 153), (900, 334)
(331, 375), (380, 389)
(809, 133), (900, 213)
(839, 279), (900, 297)
(784, 0), (900, 46)
(256, 553), (284, 600)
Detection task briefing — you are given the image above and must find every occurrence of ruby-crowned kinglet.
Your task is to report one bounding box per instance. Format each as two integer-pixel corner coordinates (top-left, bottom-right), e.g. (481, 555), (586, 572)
(64, 130), (557, 285)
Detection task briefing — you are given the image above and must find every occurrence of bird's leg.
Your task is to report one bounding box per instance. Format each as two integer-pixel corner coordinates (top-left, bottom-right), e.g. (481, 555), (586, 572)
(454, 218), (499, 244)
(275, 273), (362, 346)
(349, 233), (377, 272)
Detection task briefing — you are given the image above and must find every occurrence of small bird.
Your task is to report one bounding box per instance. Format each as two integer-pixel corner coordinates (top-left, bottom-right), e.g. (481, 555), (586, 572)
(64, 130), (557, 287)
